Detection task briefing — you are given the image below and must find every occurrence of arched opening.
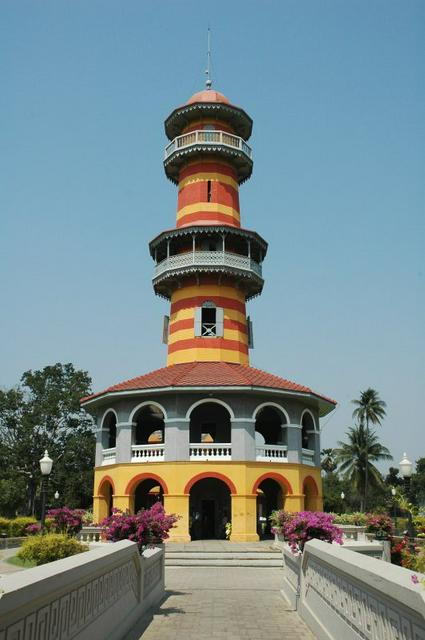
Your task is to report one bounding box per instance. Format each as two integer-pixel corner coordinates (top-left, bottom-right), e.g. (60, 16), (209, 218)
(301, 411), (315, 450)
(102, 411), (117, 449)
(134, 479), (164, 513)
(189, 402), (231, 444)
(133, 404), (165, 445)
(188, 477), (231, 540)
(303, 476), (319, 511)
(98, 478), (114, 520)
(255, 405), (287, 446)
(256, 478), (284, 539)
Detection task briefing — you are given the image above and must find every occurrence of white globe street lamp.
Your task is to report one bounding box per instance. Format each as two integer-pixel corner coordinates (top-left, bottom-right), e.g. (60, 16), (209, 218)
(54, 491), (60, 500)
(39, 450), (53, 527)
(398, 453), (416, 551)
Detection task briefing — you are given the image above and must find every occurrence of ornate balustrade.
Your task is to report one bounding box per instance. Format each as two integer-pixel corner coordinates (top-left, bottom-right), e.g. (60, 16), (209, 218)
(153, 250), (262, 280)
(78, 526), (104, 543)
(131, 444), (165, 462)
(255, 444), (288, 462)
(301, 448), (315, 466)
(189, 443), (232, 461)
(102, 447), (116, 465)
(164, 130), (252, 160)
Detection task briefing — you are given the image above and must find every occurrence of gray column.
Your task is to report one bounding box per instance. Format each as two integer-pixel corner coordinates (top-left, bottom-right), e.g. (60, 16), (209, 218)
(286, 424), (302, 463)
(312, 431), (321, 466)
(115, 421), (135, 464)
(231, 419), (256, 461)
(95, 436), (104, 467)
(164, 419), (190, 461)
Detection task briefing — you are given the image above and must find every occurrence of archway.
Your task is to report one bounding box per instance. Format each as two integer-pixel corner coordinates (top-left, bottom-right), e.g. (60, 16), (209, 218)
(303, 476), (319, 511)
(102, 411), (117, 449)
(301, 411), (315, 450)
(132, 404), (165, 446)
(254, 405), (287, 445)
(189, 401), (231, 444)
(97, 477), (114, 520)
(134, 478), (164, 513)
(253, 474), (291, 540)
(188, 477), (231, 540)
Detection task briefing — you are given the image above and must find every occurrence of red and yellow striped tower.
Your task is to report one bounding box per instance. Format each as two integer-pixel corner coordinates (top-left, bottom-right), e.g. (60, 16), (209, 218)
(150, 88), (267, 366)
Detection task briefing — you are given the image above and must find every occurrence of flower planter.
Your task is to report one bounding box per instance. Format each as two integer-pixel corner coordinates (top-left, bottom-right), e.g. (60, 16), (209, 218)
(273, 532), (285, 549)
(281, 544), (302, 611)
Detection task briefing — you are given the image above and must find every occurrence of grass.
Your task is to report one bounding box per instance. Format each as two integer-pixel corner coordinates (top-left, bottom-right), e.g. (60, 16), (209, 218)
(6, 555), (36, 568)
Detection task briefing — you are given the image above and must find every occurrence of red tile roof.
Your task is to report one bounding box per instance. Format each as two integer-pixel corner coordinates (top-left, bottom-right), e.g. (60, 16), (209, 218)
(81, 362), (336, 406)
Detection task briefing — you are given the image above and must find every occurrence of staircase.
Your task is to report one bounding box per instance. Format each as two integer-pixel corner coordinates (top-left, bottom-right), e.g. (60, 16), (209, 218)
(165, 540), (283, 567)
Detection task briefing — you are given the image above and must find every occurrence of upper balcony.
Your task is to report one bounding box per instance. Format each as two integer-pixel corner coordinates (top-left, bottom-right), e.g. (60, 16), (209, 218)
(152, 249), (263, 300)
(164, 130), (253, 184)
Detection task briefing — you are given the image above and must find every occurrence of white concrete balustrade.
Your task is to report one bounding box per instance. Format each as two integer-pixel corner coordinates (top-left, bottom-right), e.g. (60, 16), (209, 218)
(189, 443), (232, 460)
(256, 444), (288, 462)
(102, 446), (116, 465)
(131, 444), (165, 462)
(0, 541), (165, 640)
(301, 448), (315, 465)
(282, 539), (425, 639)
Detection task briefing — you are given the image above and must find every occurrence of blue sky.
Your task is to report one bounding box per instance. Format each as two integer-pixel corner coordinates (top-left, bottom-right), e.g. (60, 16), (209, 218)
(1, 1), (424, 470)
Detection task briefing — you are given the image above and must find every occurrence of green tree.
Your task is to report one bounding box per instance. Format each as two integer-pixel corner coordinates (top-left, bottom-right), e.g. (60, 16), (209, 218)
(335, 424), (392, 512)
(0, 363), (95, 516)
(321, 448), (337, 474)
(411, 458), (425, 507)
(352, 388), (387, 510)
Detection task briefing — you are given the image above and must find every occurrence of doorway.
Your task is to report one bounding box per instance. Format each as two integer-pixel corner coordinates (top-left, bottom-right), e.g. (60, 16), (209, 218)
(189, 477), (231, 540)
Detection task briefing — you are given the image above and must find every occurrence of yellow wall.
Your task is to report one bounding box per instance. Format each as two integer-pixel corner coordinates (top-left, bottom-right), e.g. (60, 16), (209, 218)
(93, 461), (323, 543)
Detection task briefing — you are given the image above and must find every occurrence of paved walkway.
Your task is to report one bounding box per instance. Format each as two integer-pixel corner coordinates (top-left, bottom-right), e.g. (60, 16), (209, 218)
(125, 566), (315, 640)
(0, 547), (26, 577)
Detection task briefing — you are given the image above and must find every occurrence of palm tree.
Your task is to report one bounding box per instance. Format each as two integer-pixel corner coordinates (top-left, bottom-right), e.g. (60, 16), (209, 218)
(352, 389), (387, 509)
(321, 448), (337, 474)
(335, 425), (392, 511)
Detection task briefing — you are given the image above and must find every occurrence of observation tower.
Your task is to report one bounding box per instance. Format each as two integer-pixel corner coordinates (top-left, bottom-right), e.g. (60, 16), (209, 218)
(82, 81), (336, 543)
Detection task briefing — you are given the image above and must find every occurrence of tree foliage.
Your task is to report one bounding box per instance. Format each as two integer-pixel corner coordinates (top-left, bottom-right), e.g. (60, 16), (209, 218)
(0, 363), (95, 516)
(334, 424), (392, 511)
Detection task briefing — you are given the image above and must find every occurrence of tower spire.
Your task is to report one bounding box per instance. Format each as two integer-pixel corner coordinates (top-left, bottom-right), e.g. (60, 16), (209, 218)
(205, 27), (212, 89)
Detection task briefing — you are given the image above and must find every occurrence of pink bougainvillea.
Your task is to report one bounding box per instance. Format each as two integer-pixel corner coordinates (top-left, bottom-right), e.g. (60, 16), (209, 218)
(46, 507), (86, 535)
(280, 511), (343, 553)
(99, 503), (179, 552)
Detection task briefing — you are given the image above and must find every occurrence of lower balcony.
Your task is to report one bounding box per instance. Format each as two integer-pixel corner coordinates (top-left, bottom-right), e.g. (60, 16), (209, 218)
(302, 448), (315, 466)
(189, 443), (232, 461)
(255, 444), (287, 463)
(102, 447), (116, 465)
(131, 444), (165, 462)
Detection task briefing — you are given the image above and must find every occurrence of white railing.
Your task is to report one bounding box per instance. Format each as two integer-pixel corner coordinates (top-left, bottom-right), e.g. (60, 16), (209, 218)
(102, 447), (116, 465)
(78, 526), (104, 543)
(131, 444), (165, 462)
(164, 130), (252, 160)
(256, 444), (288, 462)
(189, 443), (232, 460)
(301, 448), (315, 465)
(154, 250), (262, 279)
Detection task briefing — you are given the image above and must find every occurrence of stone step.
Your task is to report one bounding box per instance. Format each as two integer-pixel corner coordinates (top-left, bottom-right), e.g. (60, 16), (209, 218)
(165, 552), (280, 559)
(165, 558), (283, 567)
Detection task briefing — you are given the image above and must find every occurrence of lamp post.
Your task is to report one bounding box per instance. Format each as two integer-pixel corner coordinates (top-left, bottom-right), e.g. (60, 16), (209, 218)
(340, 491), (345, 514)
(398, 453), (416, 554)
(391, 486), (397, 533)
(39, 450), (53, 527)
(54, 491), (60, 501)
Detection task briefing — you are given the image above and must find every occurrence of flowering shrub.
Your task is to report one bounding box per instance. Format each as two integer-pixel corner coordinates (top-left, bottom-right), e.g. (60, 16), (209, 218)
(25, 523), (42, 536)
(282, 511), (343, 553)
(46, 507), (85, 535)
(332, 512), (368, 527)
(100, 503), (179, 552)
(391, 536), (408, 566)
(366, 514), (393, 539)
(8, 517), (38, 537)
(269, 510), (294, 535)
